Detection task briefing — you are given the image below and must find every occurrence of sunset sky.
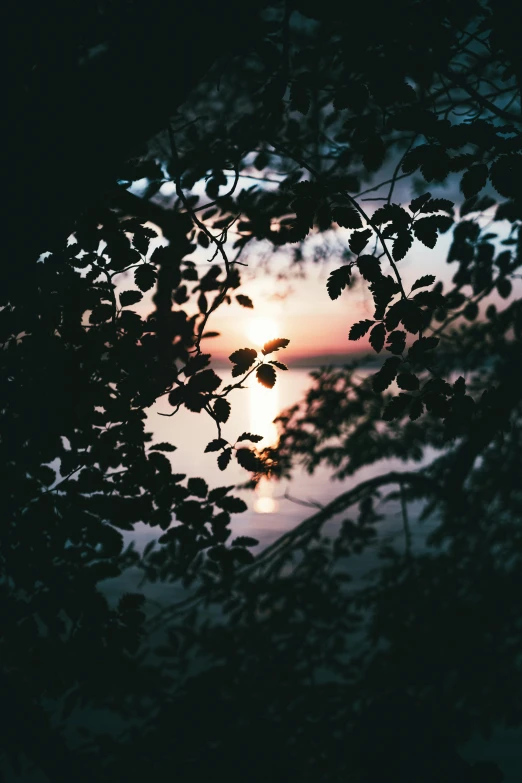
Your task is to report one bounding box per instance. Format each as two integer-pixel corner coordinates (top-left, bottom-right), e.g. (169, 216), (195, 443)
(124, 173), (516, 365)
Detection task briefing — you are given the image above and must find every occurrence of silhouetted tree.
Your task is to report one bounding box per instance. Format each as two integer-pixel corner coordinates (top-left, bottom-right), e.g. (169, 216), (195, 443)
(2, 1), (521, 781)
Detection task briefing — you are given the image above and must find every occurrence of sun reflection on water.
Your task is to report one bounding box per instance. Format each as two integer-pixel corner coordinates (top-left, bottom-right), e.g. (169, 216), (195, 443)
(249, 375), (279, 514)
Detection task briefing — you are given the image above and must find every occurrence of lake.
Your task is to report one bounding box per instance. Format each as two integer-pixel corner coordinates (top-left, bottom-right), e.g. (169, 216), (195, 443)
(103, 365), (437, 605)
(97, 366), (521, 781)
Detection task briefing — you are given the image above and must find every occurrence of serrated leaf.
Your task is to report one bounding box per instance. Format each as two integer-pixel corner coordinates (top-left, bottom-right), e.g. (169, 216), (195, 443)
(213, 397), (231, 423)
(216, 496), (247, 513)
(270, 361), (288, 370)
(357, 255), (381, 282)
(413, 218), (438, 248)
(386, 299), (422, 333)
(134, 264), (157, 292)
(89, 304), (113, 324)
(232, 536), (259, 547)
(386, 330), (406, 355)
(208, 485), (234, 501)
(409, 193), (431, 213)
(408, 336), (439, 361)
(188, 477), (208, 498)
(372, 357), (401, 393)
(256, 364), (276, 388)
(349, 228), (372, 255)
(383, 393), (412, 420)
(326, 265), (352, 299)
(188, 369), (222, 393)
(460, 164), (488, 199)
(119, 290), (143, 307)
(332, 206), (362, 229)
(237, 433), (264, 443)
(236, 448), (262, 472)
(411, 275), (436, 292)
(183, 354), (211, 376)
(392, 230), (413, 260)
(229, 348), (258, 374)
(205, 438), (228, 453)
(349, 319), (374, 340)
(150, 443), (177, 452)
(217, 449), (232, 470)
(236, 295), (254, 309)
(409, 397), (424, 420)
(372, 204), (410, 227)
(489, 154), (521, 199)
(262, 338), (290, 355)
(397, 372), (419, 391)
(369, 322), (386, 353)
(420, 198), (454, 214)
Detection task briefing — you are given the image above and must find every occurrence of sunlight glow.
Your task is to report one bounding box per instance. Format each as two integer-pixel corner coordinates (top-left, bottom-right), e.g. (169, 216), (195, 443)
(246, 316), (280, 348)
(254, 495), (277, 514)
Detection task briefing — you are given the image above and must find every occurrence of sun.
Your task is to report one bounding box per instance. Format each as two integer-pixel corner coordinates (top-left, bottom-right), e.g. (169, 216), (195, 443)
(246, 316), (280, 348)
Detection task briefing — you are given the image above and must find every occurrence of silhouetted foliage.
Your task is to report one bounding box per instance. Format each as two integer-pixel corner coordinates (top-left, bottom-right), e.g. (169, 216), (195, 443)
(2, 0), (522, 780)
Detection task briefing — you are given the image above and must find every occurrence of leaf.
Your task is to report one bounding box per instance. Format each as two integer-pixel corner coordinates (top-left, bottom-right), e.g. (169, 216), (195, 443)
(270, 361), (288, 370)
(236, 448), (262, 472)
(216, 496), (247, 513)
(232, 536), (259, 547)
(409, 192), (431, 213)
(349, 319), (374, 340)
(237, 433), (264, 443)
(349, 228), (372, 255)
(460, 164), (488, 198)
(197, 292), (208, 313)
(205, 438), (228, 453)
(392, 230), (413, 260)
(188, 369), (222, 393)
(408, 336), (439, 361)
(402, 144), (430, 174)
(386, 330), (406, 355)
(372, 204), (410, 227)
(372, 357), (401, 393)
(183, 354), (211, 376)
(229, 347), (258, 375)
(256, 364), (276, 388)
(413, 217), (438, 248)
(208, 485), (234, 501)
(134, 264), (157, 292)
(369, 322), (386, 353)
(386, 299), (419, 332)
(489, 154), (521, 199)
(357, 255), (381, 282)
(420, 198), (454, 214)
(420, 146), (450, 182)
(231, 548), (255, 565)
(496, 278), (512, 299)
(464, 301), (479, 321)
(262, 338), (290, 355)
(236, 295), (254, 309)
(198, 230), (210, 248)
(119, 290), (143, 307)
(327, 266), (352, 299)
(411, 275), (435, 292)
(409, 397), (424, 420)
(89, 304), (113, 324)
(383, 393), (412, 421)
(188, 477), (208, 498)
(332, 206), (362, 229)
(362, 134), (385, 172)
(213, 397), (231, 423)
(150, 443), (177, 452)
(396, 372), (419, 391)
(370, 275), (400, 320)
(217, 449), (232, 470)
